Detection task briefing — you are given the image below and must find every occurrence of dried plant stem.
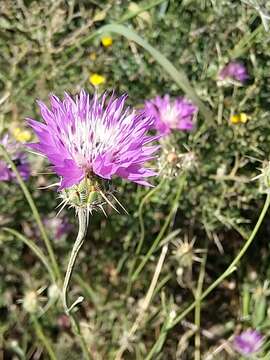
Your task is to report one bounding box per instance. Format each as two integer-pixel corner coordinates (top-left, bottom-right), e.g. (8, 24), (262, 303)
(194, 248), (208, 360)
(62, 208), (88, 314)
(0, 145), (61, 282)
(115, 244), (168, 360)
(145, 194), (270, 359)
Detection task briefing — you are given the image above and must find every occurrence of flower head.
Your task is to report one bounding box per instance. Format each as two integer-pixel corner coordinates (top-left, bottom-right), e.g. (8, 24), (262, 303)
(0, 135), (30, 181)
(219, 61), (249, 83)
(230, 113), (249, 124)
(89, 74), (106, 87)
(12, 127), (32, 142)
(27, 90), (158, 193)
(101, 36), (113, 47)
(144, 95), (197, 135)
(233, 330), (263, 355)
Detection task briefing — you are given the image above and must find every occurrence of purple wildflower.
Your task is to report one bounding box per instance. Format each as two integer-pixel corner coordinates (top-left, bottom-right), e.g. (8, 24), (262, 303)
(0, 135), (30, 181)
(27, 90), (158, 189)
(143, 95), (197, 136)
(219, 61), (249, 83)
(234, 330), (263, 355)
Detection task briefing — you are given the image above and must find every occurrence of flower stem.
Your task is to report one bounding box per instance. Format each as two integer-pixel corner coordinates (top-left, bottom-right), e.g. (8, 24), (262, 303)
(0, 144), (61, 282)
(126, 178), (165, 294)
(137, 178), (166, 256)
(62, 209), (88, 314)
(145, 193), (270, 360)
(131, 174), (186, 283)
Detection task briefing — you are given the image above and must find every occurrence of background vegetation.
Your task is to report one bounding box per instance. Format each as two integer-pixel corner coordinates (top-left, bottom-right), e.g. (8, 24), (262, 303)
(1, 0), (270, 359)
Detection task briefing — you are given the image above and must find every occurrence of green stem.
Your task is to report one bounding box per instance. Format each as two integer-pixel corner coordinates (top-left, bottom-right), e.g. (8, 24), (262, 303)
(0, 145), (61, 282)
(62, 209), (92, 359)
(32, 315), (57, 360)
(65, 24), (213, 122)
(126, 179), (165, 293)
(132, 174), (186, 283)
(94, 24), (213, 122)
(62, 209), (88, 313)
(145, 194), (270, 359)
(137, 178), (166, 256)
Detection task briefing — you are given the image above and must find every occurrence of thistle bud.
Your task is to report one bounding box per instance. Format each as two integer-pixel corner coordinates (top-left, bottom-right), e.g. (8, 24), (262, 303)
(159, 146), (196, 179)
(60, 176), (111, 214)
(48, 284), (61, 301)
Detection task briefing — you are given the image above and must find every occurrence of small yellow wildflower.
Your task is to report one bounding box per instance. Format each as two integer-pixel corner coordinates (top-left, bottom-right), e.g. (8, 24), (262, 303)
(239, 112), (248, 123)
(101, 36), (113, 47)
(13, 127), (32, 142)
(89, 74), (106, 87)
(230, 113), (249, 124)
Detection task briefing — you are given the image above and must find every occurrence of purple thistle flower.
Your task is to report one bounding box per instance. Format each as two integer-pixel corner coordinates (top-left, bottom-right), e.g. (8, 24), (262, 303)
(27, 90), (159, 190)
(143, 95), (197, 136)
(0, 135), (30, 182)
(234, 330), (263, 355)
(219, 61), (249, 83)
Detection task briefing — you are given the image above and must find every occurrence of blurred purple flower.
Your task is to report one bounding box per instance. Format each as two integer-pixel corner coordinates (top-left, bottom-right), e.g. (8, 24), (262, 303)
(27, 90), (158, 189)
(143, 95), (197, 136)
(219, 61), (249, 83)
(234, 330), (263, 355)
(0, 135), (30, 181)
(44, 217), (72, 240)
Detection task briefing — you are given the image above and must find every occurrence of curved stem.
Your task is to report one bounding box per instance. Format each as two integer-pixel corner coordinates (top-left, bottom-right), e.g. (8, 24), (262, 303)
(145, 194), (270, 360)
(62, 209), (88, 314)
(94, 25), (213, 122)
(0, 144), (61, 282)
(132, 174), (186, 283)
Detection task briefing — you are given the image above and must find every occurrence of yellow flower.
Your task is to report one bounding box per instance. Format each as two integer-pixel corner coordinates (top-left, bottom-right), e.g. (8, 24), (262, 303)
(101, 36), (112, 47)
(13, 127), (32, 142)
(89, 73), (106, 87)
(239, 112), (248, 123)
(230, 113), (249, 124)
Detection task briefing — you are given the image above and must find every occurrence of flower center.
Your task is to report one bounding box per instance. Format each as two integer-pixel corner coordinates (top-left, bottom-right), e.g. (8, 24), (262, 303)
(161, 105), (179, 128)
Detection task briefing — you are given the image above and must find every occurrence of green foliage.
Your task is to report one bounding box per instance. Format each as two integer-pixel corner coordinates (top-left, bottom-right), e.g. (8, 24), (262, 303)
(1, 0), (270, 359)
